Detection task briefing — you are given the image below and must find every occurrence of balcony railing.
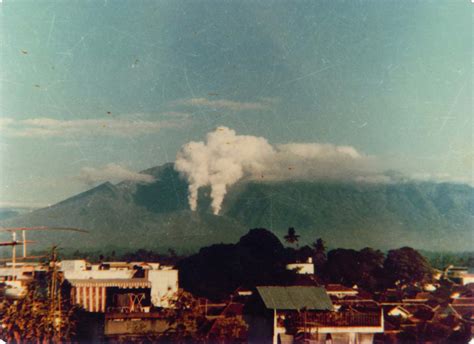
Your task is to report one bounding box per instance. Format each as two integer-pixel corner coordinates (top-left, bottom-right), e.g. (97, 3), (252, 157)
(278, 312), (381, 328)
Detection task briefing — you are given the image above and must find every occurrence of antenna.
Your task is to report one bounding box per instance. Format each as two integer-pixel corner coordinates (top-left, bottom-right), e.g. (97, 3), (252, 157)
(0, 226), (89, 266)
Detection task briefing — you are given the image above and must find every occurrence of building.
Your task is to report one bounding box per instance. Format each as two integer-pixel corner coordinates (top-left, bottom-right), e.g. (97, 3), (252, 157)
(447, 266), (474, 285)
(61, 260), (178, 312)
(0, 262), (47, 299)
(256, 286), (384, 344)
(286, 257), (315, 275)
(325, 284), (359, 299)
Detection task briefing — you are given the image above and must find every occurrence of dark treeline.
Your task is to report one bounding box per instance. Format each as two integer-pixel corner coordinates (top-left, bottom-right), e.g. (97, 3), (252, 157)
(177, 228), (434, 300)
(36, 227), (472, 302)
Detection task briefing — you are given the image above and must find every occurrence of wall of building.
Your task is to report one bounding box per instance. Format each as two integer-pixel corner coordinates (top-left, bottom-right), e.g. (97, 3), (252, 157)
(461, 274), (474, 285)
(285, 263), (314, 275)
(64, 269), (135, 280)
(148, 269), (178, 308)
(105, 318), (168, 336)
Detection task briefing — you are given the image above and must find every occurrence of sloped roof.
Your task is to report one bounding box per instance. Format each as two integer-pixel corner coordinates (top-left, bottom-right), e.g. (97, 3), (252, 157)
(257, 286), (333, 311)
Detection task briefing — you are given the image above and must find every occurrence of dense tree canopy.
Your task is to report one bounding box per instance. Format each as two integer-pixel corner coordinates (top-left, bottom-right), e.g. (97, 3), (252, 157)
(178, 228), (296, 299)
(384, 247), (432, 285)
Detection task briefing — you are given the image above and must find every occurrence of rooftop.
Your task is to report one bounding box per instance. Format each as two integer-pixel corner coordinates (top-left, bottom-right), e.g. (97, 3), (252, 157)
(257, 286), (333, 311)
(67, 278), (151, 288)
(325, 284), (357, 293)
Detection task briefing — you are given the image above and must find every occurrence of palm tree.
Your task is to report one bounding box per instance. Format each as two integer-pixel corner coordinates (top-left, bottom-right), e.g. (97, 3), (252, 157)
(284, 227), (300, 247)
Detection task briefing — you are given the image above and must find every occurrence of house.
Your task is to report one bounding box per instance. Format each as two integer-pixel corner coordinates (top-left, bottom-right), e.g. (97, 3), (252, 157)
(386, 304), (434, 324)
(0, 262), (48, 299)
(256, 286), (384, 344)
(325, 284), (359, 299)
(387, 306), (411, 319)
(286, 257), (315, 275)
(61, 260), (178, 312)
(446, 266), (474, 285)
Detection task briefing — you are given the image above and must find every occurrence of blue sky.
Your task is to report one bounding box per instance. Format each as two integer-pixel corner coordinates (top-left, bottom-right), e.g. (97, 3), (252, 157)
(0, 0), (472, 207)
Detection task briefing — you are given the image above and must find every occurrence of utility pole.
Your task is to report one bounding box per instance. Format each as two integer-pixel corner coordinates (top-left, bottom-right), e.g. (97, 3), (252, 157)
(22, 230), (26, 258)
(11, 231), (16, 272)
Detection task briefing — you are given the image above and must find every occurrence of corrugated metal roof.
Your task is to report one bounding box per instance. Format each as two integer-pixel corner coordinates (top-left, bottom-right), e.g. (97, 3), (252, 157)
(257, 286), (333, 311)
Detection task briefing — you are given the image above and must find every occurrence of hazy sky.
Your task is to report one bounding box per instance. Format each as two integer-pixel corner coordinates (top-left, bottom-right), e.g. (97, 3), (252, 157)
(0, 0), (472, 207)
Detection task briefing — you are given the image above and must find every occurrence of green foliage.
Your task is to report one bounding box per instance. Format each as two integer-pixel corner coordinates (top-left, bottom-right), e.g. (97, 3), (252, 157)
(0, 252), (81, 343)
(161, 291), (208, 343)
(210, 317), (248, 344)
(384, 247), (433, 285)
(160, 291), (247, 344)
(178, 228), (297, 299)
(323, 247), (385, 290)
(312, 238), (327, 270)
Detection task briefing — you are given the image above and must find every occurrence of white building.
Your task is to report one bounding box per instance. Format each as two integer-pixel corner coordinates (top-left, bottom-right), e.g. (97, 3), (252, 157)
(61, 260), (178, 312)
(286, 257), (315, 275)
(446, 266), (474, 285)
(257, 286), (384, 344)
(0, 262), (47, 299)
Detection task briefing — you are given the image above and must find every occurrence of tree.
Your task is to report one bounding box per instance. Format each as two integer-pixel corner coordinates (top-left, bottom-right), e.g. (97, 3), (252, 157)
(323, 248), (386, 290)
(0, 247), (80, 343)
(324, 249), (362, 286)
(311, 238), (327, 270)
(161, 291), (209, 343)
(210, 317), (248, 344)
(178, 228), (295, 300)
(160, 291), (248, 344)
(358, 247), (385, 290)
(284, 227), (300, 247)
(384, 247), (432, 286)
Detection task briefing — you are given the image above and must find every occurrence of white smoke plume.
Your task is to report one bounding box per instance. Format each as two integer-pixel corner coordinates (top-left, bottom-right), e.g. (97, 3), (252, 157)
(175, 126), (379, 215)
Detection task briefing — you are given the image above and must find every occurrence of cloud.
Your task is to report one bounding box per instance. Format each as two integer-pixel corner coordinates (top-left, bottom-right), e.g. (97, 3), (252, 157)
(0, 201), (49, 209)
(410, 172), (474, 186)
(171, 97), (272, 111)
(160, 111), (192, 119)
(0, 117), (177, 138)
(175, 126), (383, 215)
(0, 118), (14, 129)
(78, 163), (155, 185)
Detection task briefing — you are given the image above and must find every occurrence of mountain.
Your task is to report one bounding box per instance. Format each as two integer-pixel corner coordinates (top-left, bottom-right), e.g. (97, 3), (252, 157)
(1, 163), (473, 252)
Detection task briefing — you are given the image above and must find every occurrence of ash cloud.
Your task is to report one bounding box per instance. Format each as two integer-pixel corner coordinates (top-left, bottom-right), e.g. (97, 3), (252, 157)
(175, 126), (382, 215)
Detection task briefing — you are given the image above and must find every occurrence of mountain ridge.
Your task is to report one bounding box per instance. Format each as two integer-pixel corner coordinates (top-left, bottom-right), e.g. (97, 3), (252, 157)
(1, 163), (472, 252)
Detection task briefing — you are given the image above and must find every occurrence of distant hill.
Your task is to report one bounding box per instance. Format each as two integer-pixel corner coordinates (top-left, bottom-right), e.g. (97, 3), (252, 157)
(1, 163), (473, 252)
(0, 209), (20, 221)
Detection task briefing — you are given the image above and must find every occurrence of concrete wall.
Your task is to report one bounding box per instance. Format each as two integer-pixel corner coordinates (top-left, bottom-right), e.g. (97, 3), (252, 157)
(61, 260), (86, 272)
(105, 318), (168, 336)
